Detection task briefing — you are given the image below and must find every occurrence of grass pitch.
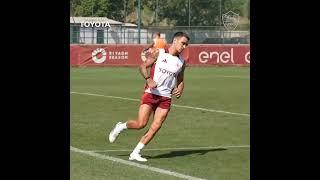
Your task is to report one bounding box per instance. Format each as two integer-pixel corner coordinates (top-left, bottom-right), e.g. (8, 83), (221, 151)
(71, 67), (250, 180)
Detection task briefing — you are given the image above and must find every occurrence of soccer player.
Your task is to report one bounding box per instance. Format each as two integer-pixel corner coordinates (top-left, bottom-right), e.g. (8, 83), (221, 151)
(141, 32), (167, 62)
(108, 32), (190, 162)
(147, 32), (167, 49)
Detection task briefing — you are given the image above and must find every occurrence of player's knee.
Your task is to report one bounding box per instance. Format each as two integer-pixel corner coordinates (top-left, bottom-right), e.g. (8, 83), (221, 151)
(137, 121), (147, 129)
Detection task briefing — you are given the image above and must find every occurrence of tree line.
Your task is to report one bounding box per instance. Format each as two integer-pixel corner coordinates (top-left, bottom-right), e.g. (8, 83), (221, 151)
(70, 0), (249, 27)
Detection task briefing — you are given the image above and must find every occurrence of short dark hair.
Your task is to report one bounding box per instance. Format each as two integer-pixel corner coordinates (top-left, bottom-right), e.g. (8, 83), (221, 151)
(172, 32), (190, 42)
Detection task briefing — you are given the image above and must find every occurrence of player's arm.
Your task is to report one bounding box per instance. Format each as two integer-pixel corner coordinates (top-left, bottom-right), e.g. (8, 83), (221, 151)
(173, 61), (186, 98)
(139, 49), (159, 88)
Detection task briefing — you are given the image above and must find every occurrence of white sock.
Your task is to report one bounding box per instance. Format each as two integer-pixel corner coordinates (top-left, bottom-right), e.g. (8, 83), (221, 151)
(119, 122), (127, 130)
(132, 142), (145, 154)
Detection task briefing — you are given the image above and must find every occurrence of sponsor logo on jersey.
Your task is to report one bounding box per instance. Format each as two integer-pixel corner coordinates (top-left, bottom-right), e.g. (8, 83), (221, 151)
(159, 68), (176, 77)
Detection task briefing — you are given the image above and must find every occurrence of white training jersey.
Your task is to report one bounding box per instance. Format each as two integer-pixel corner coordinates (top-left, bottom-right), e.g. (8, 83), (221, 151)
(144, 49), (185, 98)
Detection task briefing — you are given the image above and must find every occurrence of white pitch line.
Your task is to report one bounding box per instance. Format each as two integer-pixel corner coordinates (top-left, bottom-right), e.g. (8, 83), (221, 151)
(70, 91), (250, 117)
(87, 145), (250, 153)
(171, 104), (249, 116)
(71, 146), (206, 180)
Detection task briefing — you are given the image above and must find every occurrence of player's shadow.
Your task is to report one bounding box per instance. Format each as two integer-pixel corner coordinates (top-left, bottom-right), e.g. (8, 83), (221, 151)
(145, 148), (227, 159)
(117, 148), (226, 159)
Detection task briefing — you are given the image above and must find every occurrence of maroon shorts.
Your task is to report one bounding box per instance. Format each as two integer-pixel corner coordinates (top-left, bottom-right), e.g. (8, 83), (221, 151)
(140, 93), (172, 111)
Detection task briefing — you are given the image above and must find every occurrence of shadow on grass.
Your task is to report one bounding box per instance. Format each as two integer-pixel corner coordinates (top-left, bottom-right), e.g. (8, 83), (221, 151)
(117, 148), (227, 159)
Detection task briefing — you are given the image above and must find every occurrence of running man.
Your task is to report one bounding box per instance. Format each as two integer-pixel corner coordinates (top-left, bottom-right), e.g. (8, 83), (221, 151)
(108, 32), (190, 162)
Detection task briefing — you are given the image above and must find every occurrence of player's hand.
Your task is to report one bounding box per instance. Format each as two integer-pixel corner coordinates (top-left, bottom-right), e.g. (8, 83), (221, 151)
(147, 78), (157, 89)
(172, 88), (182, 98)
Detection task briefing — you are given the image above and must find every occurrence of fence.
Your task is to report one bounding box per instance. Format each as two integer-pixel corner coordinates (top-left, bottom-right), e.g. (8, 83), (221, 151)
(70, 25), (249, 44)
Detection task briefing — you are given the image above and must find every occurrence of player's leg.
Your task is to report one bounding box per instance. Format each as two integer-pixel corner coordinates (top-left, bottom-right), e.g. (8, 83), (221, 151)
(108, 104), (153, 143)
(140, 107), (169, 145)
(127, 104), (153, 129)
(129, 107), (170, 162)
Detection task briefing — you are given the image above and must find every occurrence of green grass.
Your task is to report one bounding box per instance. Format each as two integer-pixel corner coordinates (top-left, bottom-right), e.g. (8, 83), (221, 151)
(71, 67), (250, 180)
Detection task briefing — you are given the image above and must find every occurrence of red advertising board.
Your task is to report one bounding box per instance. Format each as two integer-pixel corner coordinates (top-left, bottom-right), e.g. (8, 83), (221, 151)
(70, 44), (146, 66)
(70, 44), (250, 66)
(186, 44), (250, 66)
